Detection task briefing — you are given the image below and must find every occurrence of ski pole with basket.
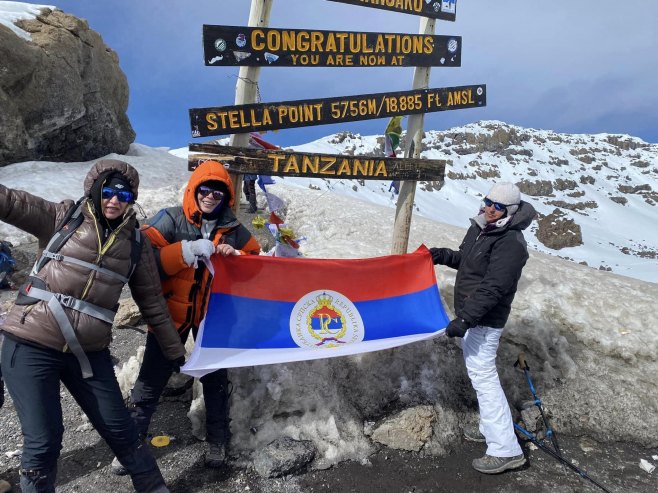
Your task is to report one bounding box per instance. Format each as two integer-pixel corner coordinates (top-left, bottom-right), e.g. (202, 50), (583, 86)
(513, 352), (613, 493)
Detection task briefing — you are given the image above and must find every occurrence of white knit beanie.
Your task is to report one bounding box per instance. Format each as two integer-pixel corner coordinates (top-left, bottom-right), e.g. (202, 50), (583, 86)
(486, 182), (521, 215)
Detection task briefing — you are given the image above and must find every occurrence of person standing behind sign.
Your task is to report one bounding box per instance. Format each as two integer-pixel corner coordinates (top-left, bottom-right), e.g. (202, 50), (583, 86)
(111, 160), (260, 474)
(0, 160), (185, 492)
(429, 182), (536, 474)
(242, 174), (258, 213)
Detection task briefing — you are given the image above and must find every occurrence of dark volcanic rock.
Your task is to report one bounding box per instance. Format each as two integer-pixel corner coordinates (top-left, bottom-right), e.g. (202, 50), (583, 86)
(0, 8), (134, 166)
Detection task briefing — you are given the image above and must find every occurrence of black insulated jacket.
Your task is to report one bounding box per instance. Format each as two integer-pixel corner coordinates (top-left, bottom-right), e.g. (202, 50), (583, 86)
(433, 201), (536, 328)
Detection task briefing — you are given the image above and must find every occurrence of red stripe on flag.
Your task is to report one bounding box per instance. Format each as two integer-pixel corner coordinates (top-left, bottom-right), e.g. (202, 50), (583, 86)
(211, 245), (437, 303)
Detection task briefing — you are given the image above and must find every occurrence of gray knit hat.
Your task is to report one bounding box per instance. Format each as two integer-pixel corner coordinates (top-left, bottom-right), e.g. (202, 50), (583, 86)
(486, 182), (521, 215)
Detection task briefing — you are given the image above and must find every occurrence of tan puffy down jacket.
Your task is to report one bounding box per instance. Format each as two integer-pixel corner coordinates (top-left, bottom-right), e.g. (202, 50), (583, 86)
(0, 160), (184, 360)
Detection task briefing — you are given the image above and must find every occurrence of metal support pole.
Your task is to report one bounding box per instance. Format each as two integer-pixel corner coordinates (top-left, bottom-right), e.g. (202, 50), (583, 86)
(391, 16), (435, 254)
(229, 0), (273, 214)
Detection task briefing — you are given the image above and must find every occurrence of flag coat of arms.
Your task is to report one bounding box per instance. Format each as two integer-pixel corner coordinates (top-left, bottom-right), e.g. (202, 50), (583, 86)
(182, 246), (449, 377)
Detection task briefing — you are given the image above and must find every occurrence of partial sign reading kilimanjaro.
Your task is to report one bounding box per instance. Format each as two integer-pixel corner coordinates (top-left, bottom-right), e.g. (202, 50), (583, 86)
(203, 25), (461, 67)
(326, 0), (457, 21)
(190, 84), (486, 137)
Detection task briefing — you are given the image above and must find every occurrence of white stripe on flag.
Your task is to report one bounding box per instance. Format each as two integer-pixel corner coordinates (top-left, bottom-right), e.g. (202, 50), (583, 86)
(182, 323), (445, 377)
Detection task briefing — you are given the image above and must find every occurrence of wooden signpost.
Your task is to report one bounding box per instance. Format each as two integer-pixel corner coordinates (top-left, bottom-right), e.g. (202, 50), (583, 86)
(188, 143), (448, 181)
(191, 0), (478, 254)
(227, 0), (273, 213)
(190, 84), (486, 137)
(203, 25), (461, 67)
(326, 0), (457, 21)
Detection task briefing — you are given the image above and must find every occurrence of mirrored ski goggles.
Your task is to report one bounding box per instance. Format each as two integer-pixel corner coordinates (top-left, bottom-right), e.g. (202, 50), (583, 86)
(197, 186), (225, 201)
(101, 187), (134, 203)
(483, 198), (507, 212)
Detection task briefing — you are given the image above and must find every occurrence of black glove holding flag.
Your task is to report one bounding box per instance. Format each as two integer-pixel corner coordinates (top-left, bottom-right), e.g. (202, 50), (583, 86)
(446, 318), (471, 338)
(429, 247), (448, 265)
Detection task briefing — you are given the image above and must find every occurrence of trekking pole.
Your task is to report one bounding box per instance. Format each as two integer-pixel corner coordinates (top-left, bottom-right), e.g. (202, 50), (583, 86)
(514, 352), (562, 459)
(513, 423), (613, 493)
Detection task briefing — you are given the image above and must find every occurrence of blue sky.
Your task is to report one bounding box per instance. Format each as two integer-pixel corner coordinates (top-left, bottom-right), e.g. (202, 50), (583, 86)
(34, 0), (658, 149)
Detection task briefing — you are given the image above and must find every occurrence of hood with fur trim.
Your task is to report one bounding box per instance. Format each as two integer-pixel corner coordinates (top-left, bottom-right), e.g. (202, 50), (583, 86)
(183, 160), (234, 225)
(83, 159), (140, 201)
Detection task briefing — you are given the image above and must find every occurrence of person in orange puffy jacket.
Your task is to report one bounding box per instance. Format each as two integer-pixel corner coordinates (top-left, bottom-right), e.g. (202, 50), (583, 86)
(111, 161), (260, 474)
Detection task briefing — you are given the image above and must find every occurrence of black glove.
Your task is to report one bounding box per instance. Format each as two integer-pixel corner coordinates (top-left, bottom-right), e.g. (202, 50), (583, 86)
(429, 247), (446, 265)
(171, 356), (186, 373)
(446, 318), (470, 338)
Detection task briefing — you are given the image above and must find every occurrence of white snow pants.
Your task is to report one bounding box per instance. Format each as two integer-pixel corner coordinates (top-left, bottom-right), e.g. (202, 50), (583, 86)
(462, 325), (522, 457)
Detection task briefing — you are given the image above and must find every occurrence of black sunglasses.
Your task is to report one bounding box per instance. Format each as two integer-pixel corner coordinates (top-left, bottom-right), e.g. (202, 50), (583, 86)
(483, 198), (507, 212)
(101, 187), (134, 203)
(198, 186), (225, 201)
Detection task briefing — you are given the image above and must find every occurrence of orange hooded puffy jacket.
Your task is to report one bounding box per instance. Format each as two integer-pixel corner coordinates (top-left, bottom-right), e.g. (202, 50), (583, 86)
(142, 161), (261, 332)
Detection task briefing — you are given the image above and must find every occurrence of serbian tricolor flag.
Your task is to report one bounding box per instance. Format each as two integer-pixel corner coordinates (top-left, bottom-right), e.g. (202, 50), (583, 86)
(182, 246), (449, 377)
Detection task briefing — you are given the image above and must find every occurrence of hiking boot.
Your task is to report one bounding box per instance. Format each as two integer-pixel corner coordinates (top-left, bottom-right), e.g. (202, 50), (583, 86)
(111, 456), (129, 476)
(463, 423), (486, 443)
(472, 453), (526, 474)
(204, 442), (226, 469)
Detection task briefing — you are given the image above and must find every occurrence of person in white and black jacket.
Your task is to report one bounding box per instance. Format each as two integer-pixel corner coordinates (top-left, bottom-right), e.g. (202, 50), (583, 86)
(430, 181), (536, 475)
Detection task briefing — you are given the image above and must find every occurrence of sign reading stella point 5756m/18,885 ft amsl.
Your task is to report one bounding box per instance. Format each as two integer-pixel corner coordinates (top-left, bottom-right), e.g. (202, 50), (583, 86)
(189, 84), (485, 137)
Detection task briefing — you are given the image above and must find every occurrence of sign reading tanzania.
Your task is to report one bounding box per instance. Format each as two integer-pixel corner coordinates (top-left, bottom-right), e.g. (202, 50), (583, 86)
(326, 0), (457, 21)
(190, 84), (486, 137)
(187, 144), (448, 181)
(203, 25), (461, 67)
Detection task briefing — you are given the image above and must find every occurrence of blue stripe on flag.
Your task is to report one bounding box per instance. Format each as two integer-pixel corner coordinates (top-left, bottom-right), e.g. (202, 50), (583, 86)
(200, 285), (448, 349)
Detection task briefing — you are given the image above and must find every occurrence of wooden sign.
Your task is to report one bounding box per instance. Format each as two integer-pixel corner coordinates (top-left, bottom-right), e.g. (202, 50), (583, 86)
(203, 25), (461, 67)
(188, 143), (447, 181)
(327, 0), (457, 21)
(190, 84), (486, 137)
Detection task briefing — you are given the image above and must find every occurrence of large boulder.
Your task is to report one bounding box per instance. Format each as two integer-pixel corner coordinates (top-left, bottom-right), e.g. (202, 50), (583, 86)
(0, 8), (134, 166)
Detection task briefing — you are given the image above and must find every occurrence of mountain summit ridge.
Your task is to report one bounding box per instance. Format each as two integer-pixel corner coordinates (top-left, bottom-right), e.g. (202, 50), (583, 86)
(287, 120), (657, 283)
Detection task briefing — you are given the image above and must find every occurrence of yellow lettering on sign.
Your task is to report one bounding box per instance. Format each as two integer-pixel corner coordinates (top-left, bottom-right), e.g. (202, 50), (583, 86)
(423, 36), (434, 54)
(283, 155), (300, 173)
(206, 113), (218, 131)
(251, 30), (265, 50)
(337, 159), (351, 175)
(262, 108), (272, 126)
(447, 90), (472, 106)
(326, 33), (337, 52)
(311, 31), (324, 52)
(270, 154), (285, 172)
(229, 111), (240, 128)
(320, 157), (336, 175)
(353, 159), (368, 176)
(427, 92), (442, 108)
(374, 160), (387, 176)
(302, 155), (319, 173)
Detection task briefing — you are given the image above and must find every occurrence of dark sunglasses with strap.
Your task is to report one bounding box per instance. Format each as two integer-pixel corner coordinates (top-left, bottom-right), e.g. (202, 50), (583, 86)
(483, 197), (507, 212)
(101, 187), (134, 203)
(198, 185), (225, 201)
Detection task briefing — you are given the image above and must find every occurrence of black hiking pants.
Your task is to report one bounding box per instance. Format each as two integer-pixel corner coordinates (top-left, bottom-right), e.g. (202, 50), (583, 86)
(1, 336), (168, 492)
(130, 331), (231, 446)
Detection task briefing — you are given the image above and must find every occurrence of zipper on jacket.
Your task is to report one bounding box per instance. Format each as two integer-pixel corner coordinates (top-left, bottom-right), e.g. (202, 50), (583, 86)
(81, 202), (130, 300)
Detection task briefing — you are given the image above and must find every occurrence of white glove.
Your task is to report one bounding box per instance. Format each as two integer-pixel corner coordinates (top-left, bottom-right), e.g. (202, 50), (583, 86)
(181, 239), (215, 267)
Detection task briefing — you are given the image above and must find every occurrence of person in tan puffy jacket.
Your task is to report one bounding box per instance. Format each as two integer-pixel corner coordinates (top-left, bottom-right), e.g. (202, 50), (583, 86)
(0, 159), (184, 493)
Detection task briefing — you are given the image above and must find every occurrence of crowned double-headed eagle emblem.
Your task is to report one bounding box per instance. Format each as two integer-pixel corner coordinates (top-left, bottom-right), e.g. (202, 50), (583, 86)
(289, 289), (364, 350)
(307, 292), (346, 347)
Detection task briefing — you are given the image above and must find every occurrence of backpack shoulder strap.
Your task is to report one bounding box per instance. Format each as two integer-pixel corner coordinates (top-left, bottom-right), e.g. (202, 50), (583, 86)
(127, 226), (143, 280)
(31, 199), (86, 275)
